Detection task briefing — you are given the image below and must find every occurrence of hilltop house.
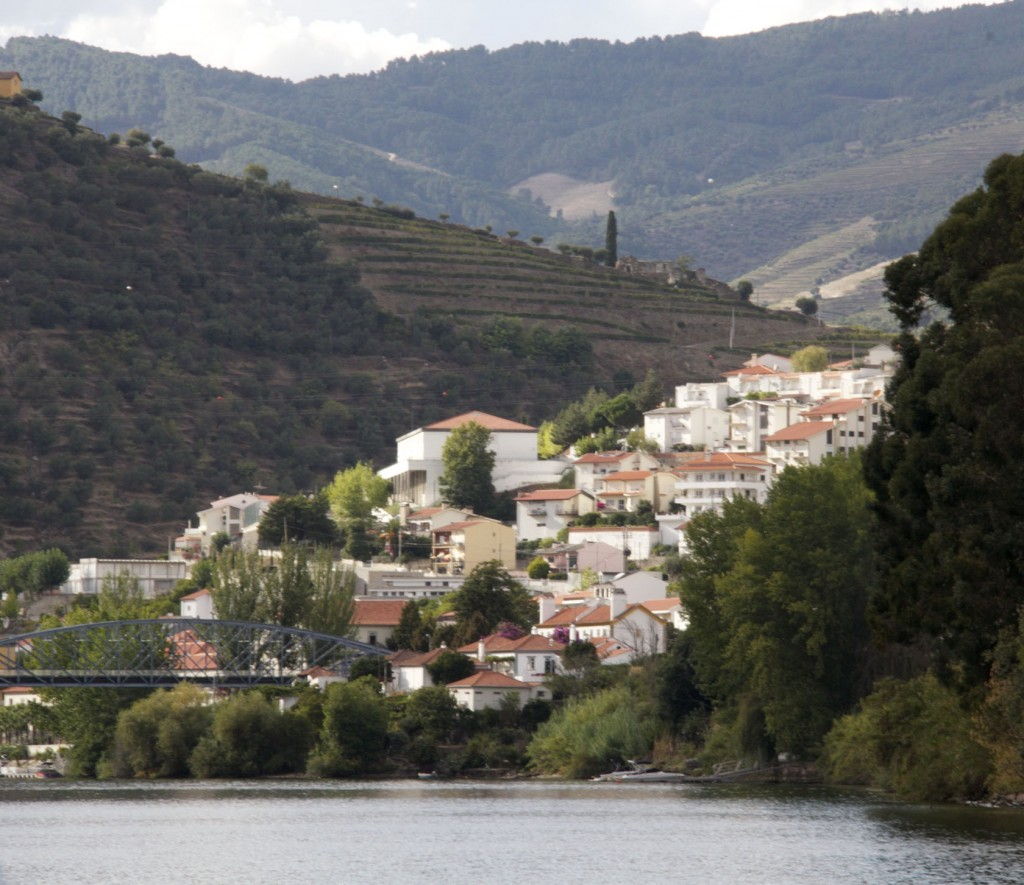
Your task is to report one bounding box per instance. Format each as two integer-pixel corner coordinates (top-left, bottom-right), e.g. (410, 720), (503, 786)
(515, 488), (595, 542)
(378, 411), (564, 508)
(0, 72), (22, 99)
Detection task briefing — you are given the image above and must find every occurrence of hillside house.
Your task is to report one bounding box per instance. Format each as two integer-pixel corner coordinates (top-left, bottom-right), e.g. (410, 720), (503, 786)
(595, 469), (678, 514)
(566, 526), (659, 560)
(573, 451), (659, 493)
(174, 492), (279, 559)
(675, 381), (731, 410)
(351, 599), (408, 647)
(179, 588), (214, 619)
(673, 452), (773, 517)
(0, 72), (22, 99)
(402, 506), (475, 535)
(447, 670), (542, 711)
(534, 594), (668, 656)
(378, 411), (564, 508)
(515, 488), (595, 542)
(536, 541), (625, 576)
(725, 398), (804, 453)
(431, 518), (515, 574)
(457, 633), (565, 683)
(640, 597), (689, 631)
(388, 647), (449, 693)
(743, 353), (793, 372)
(800, 397), (881, 453)
(763, 421), (835, 469)
(643, 405), (729, 451)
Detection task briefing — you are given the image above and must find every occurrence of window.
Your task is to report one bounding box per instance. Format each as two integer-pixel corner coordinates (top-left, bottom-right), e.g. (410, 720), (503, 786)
(717, 473), (726, 481)
(544, 658), (557, 674)
(695, 473), (703, 482)
(527, 656), (536, 670)
(368, 633), (377, 646)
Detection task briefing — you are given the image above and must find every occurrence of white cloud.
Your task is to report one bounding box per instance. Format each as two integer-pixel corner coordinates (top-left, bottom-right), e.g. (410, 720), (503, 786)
(62, 0), (451, 80)
(701, 0), (1006, 37)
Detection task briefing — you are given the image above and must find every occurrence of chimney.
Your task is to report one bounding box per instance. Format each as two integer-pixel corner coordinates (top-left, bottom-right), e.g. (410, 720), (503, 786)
(569, 623), (579, 642)
(477, 638), (486, 663)
(610, 589), (627, 619)
(537, 595), (556, 624)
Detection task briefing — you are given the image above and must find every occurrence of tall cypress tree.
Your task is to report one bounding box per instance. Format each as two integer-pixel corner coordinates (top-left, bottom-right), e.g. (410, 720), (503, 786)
(604, 210), (618, 267)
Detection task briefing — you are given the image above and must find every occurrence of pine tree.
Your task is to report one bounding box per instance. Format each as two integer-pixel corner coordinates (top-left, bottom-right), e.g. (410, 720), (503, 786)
(604, 210), (618, 267)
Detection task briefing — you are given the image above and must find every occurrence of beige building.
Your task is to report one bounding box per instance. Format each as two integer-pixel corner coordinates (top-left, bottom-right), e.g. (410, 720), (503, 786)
(0, 72), (22, 99)
(431, 518), (515, 574)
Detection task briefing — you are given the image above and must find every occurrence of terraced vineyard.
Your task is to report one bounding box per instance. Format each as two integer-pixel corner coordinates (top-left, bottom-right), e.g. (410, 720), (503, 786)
(305, 198), (856, 379)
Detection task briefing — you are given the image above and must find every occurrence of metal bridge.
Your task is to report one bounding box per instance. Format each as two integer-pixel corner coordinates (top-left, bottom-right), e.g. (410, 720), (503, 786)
(0, 619), (387, 688)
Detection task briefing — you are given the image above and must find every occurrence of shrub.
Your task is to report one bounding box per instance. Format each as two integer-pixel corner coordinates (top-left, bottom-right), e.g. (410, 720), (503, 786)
(307, 678), (388, 776)
(526, 556), (550, 579)
(821, 675), (991, 801)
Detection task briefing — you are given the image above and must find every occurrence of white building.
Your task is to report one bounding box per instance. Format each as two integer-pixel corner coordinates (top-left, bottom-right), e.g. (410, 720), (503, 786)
(61, 558), (187, 598)
(379, 411), (565, 508)
(605, 571), (670, 605)
(572, 450), (660, 493)
(388, 648), (448, 693)
(515, 488), (596, 542)
(355, 566), (464, 600)
(566, 526), (659, 561)
(673, 452), (773, 518)
(800, 397), (882, 453)
(351, 599), (408, 647)
(725, 398), (804, 453)
(174, 492), (278, 559)
(457, 633), (564, 683)
(179, 588), (214, 619)
(763, 420), (835, 469)
(674, 381), (731, 410)
(534, 594), (668, 657)
(643, 405), (729, 451)
(447, 670), (544, 711)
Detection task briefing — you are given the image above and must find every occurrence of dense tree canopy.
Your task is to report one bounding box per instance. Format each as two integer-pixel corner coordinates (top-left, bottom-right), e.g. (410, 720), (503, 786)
(439, 422), (495, 515)
(866, 151), (1024, 688)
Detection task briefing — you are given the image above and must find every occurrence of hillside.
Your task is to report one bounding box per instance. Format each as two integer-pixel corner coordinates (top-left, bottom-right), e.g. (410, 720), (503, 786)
(5, 2), (1024, 321)
(0, 99), (844, 557)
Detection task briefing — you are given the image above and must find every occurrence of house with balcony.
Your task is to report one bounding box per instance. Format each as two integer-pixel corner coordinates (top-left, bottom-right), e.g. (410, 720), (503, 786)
(572, 450), (659, 492)
(672, 452), (773, 518)
(800, 397), (881, 454)
(643, 405), (729, 451)
(725, 398), (804, 453)
(378, 411), (564, 508)
(431, 517), (515, 574)
(674, 381), (731, 410)
(174, 492), (278, 559)
(763, 420), (835, 469)
(402, 506), (475, 535)
(457, 633), (565, 683)
(515, 488), (596, 542)
(594, 470), (678, 514)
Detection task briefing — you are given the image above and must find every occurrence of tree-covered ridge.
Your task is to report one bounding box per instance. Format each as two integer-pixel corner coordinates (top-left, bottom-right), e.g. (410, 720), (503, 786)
(0, 102), (607, 556)
(5, 2), (1024, 287)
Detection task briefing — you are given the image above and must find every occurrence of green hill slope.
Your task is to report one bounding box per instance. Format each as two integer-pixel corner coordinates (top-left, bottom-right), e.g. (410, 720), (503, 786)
(4, 1), (1024, 314)
(0, 100), (840, 557)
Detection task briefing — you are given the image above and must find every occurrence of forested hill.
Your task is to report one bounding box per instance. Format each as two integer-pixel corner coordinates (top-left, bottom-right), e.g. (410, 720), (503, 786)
(5, 2), (1024, 318)
(0, 99), (838, 556)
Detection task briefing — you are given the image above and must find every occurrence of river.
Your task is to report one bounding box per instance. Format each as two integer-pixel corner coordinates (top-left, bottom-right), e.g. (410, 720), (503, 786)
(2, 780), (1023, 884)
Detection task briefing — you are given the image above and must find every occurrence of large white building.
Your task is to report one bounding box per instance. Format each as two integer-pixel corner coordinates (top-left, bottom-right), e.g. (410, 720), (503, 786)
(643, 405), (729, 451)
(174, 492), (278, 559)
(379, 411), (564, 508)
(62, 558), (187, 598)
(672, 452), (773, 518)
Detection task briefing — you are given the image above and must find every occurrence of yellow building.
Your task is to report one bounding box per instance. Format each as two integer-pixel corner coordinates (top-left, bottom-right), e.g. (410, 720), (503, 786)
(0, 72), (22, 99)
(431, 517), (516, 574)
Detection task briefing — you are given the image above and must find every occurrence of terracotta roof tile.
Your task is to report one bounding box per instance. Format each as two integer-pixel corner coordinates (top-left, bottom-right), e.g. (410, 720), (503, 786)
(601, 470), (652, 481)
(574, 452), (631, 464)
(352, 599), (408, 626)
(425, 411), (535, 432)
(447, 670), (533, 689)
(516, 489), (583, 502)
(801, 398), (869, 417)
(456, 633), (563, 654)
(764, 420), (835, 442)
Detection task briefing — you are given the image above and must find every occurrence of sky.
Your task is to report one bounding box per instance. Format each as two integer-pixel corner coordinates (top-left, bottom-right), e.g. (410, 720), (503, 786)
(0, 0), (1009, 81)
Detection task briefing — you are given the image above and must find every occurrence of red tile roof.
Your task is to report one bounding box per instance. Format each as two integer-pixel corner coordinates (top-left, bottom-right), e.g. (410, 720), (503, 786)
(425, 411), (535, 432)
(641, 598), (682, 613)
(764, 420), (834, 442)
(408, 507), (443, 519)
(567, 526), (658, 533)
(447, 670), (533, 689)
(601, 470), (652, 481)
(352, 599), (408, 626)
(388, 647), (447, 667)
(516, 489), (583, 502)
(433, 519), (501, 533)
(179, 588), (211, 601)
(801, 398), (869, 417)
(722, 364), (778, 377)
(574, 452), (632, 464)
(457, 633), (563, 654)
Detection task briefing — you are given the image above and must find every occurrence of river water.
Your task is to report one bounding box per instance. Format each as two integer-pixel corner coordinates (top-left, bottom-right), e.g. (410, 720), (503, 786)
(2, 780), (1023, 884)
